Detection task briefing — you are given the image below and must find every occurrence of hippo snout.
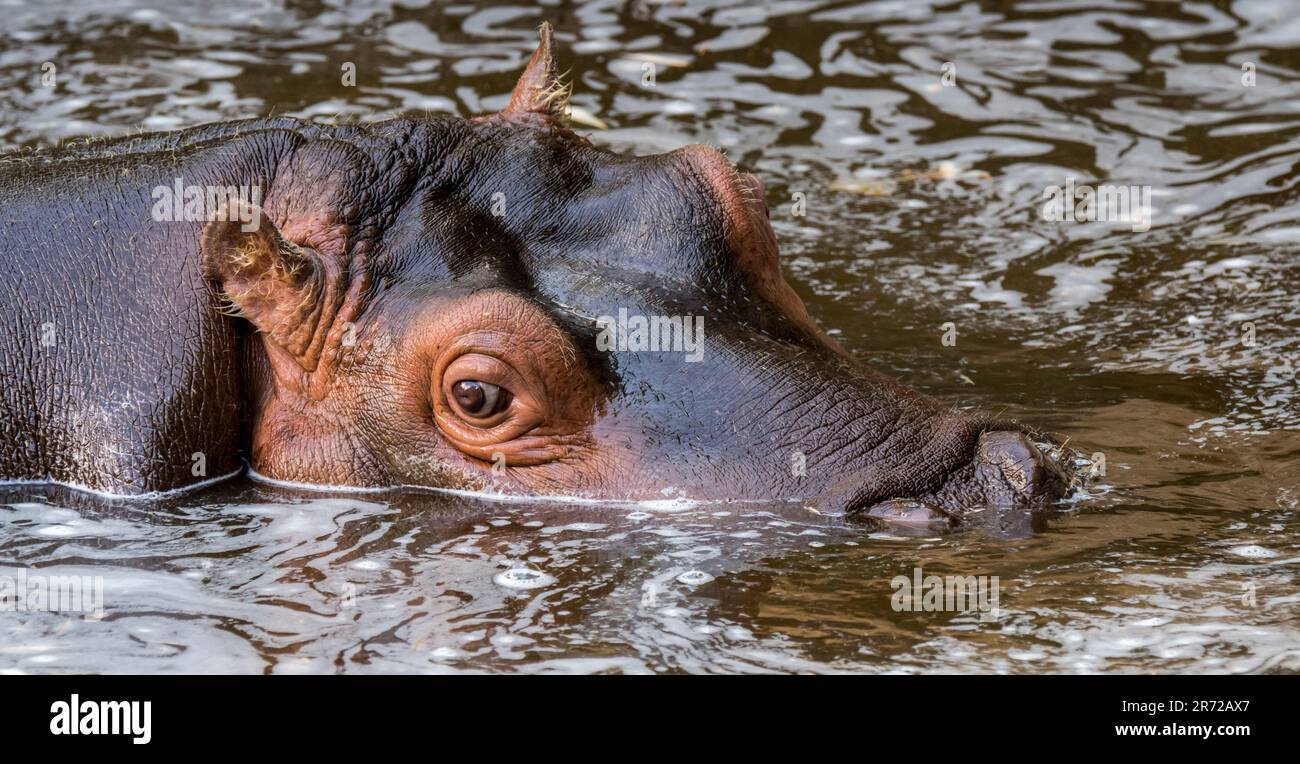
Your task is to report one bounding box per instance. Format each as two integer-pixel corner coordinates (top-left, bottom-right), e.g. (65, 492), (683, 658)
(834, 427), (1075, 529)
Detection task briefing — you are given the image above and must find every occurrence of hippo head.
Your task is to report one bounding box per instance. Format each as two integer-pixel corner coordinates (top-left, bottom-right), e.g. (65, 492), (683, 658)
(201, 24), (1073, 523)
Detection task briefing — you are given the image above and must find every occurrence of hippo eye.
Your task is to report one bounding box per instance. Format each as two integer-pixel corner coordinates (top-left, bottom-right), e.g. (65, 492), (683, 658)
(450, 380), (511, 418)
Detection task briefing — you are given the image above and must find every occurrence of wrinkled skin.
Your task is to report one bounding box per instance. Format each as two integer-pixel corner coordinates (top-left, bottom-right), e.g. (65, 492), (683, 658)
(0, 25), (1073, 523)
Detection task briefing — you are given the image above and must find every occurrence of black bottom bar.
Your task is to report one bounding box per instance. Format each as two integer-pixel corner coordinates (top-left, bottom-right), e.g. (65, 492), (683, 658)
(1, 674), (1286, 751)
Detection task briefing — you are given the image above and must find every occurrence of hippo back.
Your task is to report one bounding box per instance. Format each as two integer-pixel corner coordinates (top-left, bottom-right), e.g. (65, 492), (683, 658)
(0, 126), (286, 494)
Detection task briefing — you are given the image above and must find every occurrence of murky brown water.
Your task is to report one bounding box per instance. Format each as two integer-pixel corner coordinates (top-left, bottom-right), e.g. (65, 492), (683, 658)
(2, 0), (1298, 673)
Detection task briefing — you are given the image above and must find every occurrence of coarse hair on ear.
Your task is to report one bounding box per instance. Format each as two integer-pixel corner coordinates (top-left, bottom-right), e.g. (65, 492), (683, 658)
(201, 200), (340, 371)
(501, 22), (571, 122)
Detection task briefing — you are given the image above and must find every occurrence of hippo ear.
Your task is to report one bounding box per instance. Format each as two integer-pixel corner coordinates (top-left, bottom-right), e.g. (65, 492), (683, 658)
(201, 201), (341, 371)
(503, 22), (569, 121)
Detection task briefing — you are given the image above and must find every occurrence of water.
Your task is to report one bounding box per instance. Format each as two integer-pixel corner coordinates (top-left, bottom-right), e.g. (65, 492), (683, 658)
(1, 0), (1298, 673)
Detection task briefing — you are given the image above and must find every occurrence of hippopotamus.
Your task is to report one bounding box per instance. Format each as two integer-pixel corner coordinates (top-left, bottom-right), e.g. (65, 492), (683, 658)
(0, 24), (1072, 523)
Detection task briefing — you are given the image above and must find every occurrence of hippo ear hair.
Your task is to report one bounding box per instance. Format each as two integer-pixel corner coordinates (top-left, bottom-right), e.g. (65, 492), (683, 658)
(503, 22), (570, 122)
(201, 201), (341, 372)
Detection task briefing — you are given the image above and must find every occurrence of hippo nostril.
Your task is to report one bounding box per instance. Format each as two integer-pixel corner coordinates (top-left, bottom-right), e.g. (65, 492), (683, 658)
(976, 430), (1068, 504)
(980, 431), (1041, 493)
(858, 499), (958, 528)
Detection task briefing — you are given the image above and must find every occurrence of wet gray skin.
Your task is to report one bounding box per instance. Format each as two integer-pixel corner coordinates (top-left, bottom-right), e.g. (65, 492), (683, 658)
(0, 1), (1297, 674)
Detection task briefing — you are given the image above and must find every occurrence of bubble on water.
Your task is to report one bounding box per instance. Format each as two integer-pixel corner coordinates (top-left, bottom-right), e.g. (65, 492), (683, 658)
(637, 497), (698, 512)
(724, 626), (754, 641)
(540, 522), (607, 535)
(1229, 545), (1279, 559)
(494, 568), (556, 589)
(626, 512), (651, 521)
(1008, 650), (1047, 661)
(430, 646), (467, 661)
(492, 633), (533, 648)
(34, 525), (76, 537)
(168, 57), (244, 80)
(676, 570), (714, 586)
(349, 559), (385, 571)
